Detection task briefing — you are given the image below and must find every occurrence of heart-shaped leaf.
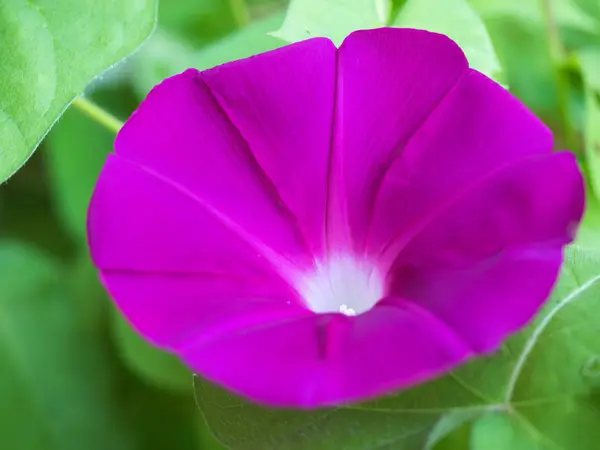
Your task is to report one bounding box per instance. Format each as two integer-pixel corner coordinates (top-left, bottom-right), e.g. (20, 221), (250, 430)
(0, 0), (157, 182)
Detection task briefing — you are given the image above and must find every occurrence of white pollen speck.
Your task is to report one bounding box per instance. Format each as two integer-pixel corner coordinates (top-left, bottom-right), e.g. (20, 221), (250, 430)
(298, 255), (384, 316)
(339, 304), (356, 316)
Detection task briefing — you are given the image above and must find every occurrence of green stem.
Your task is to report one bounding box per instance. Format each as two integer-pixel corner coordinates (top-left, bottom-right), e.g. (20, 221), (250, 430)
(228, 0), (251, 28)
(540, 0), (576, 150)
(541, 0), (565, 62)
(72, 96), (123, 135)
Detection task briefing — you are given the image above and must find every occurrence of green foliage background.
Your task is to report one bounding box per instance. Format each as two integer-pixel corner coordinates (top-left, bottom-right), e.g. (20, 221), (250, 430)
(1, 0), (600, 449)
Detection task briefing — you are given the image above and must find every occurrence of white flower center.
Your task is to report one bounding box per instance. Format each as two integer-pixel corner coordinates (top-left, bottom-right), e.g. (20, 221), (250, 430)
(298, 256), (384, 316)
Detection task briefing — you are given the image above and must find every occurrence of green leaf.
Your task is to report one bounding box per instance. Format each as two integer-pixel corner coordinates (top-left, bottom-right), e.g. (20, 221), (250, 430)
(579, 48), (600, 202)
(0, 242), (135, 449)
(0, 0), (157, 183)
(196, 246), (600, 449)
(195, 364), (485, 449)
(432, 417), (473, 450)
(393, 0), (503, 83)
(112, 307), (192, 393)
(425, 408), (484, 449)
(132, 13), (286, 99)
(273, 0), (392, 45)
(470, 413), (541, 450)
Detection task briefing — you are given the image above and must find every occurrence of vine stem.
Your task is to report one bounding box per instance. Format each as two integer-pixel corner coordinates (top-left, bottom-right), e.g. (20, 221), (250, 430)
(72, 96), (123, 135)
(540, 0), (576, 150)
(540, 0), (565, 62)
(228, 0), (251, 28)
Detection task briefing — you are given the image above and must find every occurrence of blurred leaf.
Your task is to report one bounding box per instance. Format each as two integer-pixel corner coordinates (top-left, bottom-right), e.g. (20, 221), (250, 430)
(132, 13), (286, 99)
(66, 253), (209, 449)
(63, 253), (111, 339)
(579, 48), (600, 201)
(0, 242), (135, 449)
(0, 151), (75, 259)
(469, 0), (598, 33)
(249, 0), (289, 17)
(192, 12), (286, 70)
(113, 308), (192, 393)
(158, 0), (237, 47)
(0, 0), (157, 183)
(573, 0), (600, 23)
(46, 107), (113, 243)
(393, 0), (502, 83)
(131, 31), (197, 99)
(196, 246), (600, 449)
(273, 0), (391, 45)
(121, 379), (202, 450)
(468, 0), (600, 127)
(481, 16), (559, 124)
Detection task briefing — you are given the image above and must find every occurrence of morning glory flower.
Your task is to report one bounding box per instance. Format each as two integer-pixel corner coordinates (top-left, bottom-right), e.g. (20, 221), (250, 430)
(88, 28), (584, 408)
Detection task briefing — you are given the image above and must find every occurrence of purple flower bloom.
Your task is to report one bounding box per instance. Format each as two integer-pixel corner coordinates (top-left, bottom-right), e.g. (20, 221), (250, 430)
(88, 28), (584, 408)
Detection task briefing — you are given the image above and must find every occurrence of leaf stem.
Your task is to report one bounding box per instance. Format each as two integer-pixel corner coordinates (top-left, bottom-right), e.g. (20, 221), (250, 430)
(540, 0), (576, 149)
(71, 97), (123, 135)
(540, 0), (565, 62)
(228, 0), (251, 28)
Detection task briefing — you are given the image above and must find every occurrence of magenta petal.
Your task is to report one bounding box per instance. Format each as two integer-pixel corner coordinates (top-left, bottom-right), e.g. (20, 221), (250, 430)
(180, 315), (331, 407)
(180, 300), (469, 408)
(328, 298), (471, 404)
(89, 156), (304, 280)
(388, 152), (584, 351)
(390, 247), (563, 353)
(368, 69), (554, 256)
(87, 27), (586, 409)
(201, 38), (336, 255)
(330, 28), (468, 251)
(101, 270), (308, 349)
(107, 68), (314, 271)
